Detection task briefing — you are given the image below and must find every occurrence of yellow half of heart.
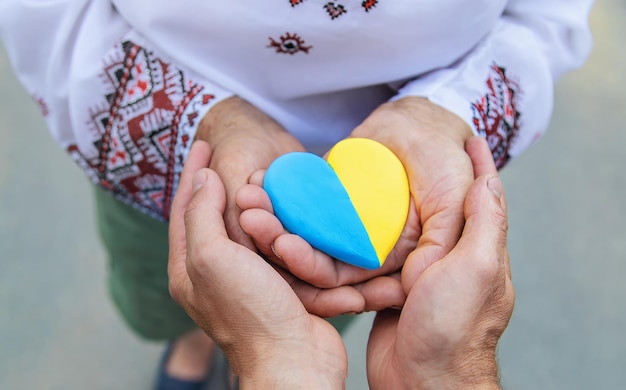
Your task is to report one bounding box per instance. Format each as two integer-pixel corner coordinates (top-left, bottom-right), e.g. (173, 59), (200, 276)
(327, 138), (410, 266)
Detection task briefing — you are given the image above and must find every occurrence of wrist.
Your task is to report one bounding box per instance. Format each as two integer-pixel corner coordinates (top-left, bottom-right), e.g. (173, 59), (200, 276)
(415, 372), (501, 390)
(195, 96), (303, 163)
(385, 96), (474, 140)
(405, 353), (501, 390)
(237, 344), (346, 390)
(196, 96), (281, 144)
(240, 364), (345, 390)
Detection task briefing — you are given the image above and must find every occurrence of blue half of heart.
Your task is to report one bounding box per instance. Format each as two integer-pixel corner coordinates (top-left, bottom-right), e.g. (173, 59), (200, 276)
(263, 152), (380, 270)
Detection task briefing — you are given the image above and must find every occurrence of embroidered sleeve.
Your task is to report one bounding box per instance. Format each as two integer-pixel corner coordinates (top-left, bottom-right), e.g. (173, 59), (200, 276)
(391, 0), (593, 169)
(68, 38), (233, 221)
(0, 2), (234, 221)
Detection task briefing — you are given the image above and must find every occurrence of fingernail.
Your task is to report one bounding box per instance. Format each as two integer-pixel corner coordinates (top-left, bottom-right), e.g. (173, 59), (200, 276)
(487, 175), (503, 199)
(270, 243), (283, 260)
(192, 170), (207, 193)
(390, 305), (403, 311)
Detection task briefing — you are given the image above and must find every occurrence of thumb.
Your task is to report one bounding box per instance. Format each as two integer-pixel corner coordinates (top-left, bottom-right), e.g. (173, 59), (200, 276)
(449, 174), (510, 279)
(168, 141), (212, 293)
(400, 187), (468, 294)
(183, 168), (229, 281)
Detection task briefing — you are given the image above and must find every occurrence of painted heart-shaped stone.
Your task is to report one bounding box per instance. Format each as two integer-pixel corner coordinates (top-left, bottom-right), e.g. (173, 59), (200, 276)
(263, 138), (409, 270)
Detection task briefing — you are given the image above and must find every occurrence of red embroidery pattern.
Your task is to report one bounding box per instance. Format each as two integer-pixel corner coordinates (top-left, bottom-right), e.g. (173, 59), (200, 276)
(471, 64), (521, 170)
(32, 95), (49, 117)
(362, 0), (378, 12)
(67, 40), (215, 220)
(289, 0), (378, 19)
(324, 2), (347, 19)
(268, 33), (313, 55)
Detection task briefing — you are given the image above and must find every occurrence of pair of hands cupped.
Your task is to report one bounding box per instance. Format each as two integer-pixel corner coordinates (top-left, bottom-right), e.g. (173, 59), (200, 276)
(168, 96), (514, 388)
(178, 96), (479, 316)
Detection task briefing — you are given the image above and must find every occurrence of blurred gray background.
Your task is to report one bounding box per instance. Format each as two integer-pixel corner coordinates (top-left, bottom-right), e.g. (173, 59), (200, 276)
(1, 1), (624, 388)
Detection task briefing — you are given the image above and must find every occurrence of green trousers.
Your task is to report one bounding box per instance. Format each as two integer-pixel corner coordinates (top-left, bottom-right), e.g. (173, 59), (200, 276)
(94, 187), (354, 340)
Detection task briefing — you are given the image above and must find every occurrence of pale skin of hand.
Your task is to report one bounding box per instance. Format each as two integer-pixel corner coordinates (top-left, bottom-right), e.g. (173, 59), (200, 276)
(168, 141), (347, 389)
(366, 136), (514, 390)
(169, 137), (512, 389)
(236, 96), (474, 310)
(165, 97), (306, 379)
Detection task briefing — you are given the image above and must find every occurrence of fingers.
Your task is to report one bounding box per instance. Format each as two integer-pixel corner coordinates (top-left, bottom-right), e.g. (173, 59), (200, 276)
(239, 179), (407, 312)
(463, 136), (509, 275)
(466, 136), (497, 178)
(248, 169), (266, 187)
(239, 207), (291, 269)
(183, 167), (230, 284)
(238, 179), (344, 288)
(276, 267), (366, 317)
(273, 233), (341, 288)
(438, 173), (514, 342)
(400, 136), (500, 293)
(400, 185), (468, 294)
(236, 183), (274, 212)
(293, 284), (366, 317)
(239, 204), (347, 289)
(168, 141), (212, 295)
(354, 274), (406, 312)
(451, 173), (510, 281)
(242, 205), (404, 291)
(240, 164), (408, 310)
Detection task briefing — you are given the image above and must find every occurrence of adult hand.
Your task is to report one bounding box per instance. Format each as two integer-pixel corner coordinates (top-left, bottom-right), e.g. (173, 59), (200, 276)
(194, 96), (305, 249)
(168, 141), (348, 389)
(366, 137), (514, 389)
